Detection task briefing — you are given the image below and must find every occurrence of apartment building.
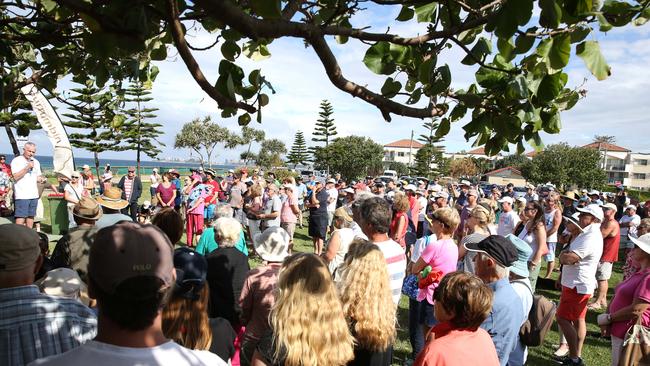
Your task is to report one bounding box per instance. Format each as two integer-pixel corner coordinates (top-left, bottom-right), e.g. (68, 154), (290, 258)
(383, 139), (423, 165)
(583, 142), (650, 190)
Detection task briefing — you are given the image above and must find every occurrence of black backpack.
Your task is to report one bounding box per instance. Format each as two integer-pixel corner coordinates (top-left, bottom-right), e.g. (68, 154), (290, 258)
(515, 280), (557, 347)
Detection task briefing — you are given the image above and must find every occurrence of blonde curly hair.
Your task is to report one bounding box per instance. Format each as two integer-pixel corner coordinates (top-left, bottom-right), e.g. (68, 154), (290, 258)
(337, 240), (396, 352)
(271, 253), (354, 366)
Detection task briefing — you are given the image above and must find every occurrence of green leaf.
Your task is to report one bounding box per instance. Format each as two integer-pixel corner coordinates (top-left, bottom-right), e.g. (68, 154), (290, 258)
(570, 26), (591, 43)
(576, 41), (611, 80)
(536, 38), (553, 59)
(380, 78), (402, 98)
(363, 42), (395, 75)
(259, 93), (269, 106)
(407, 88), (422, 105)
(436, 118), (450, 137)
(450, 103), (467, 121)
(600, 0), (635, 26)
(461, 37), (492, 65)
(514, 31), (536, 54)
(250, 0), (281, 19)
(537, 72), (564, 103)
(541, 108), (562, 133)
(429, 65), (451, 95)
(458, 26), (483, 45)
(549, 34), (571, 69)
(475, 66), (506, 89)
(555, 90), (580, 110)
(418, 58), (435, 83)
(540, 0), (562, 28)
(243, 42), (271, 61)
(238, 113), (251, 126)
(41, 0), (58, 13)
(396, 6), (414, 21)
(222, 29), (242, 42)
(389, 44), (410, 64)
(596, 13), (613, 31)
(221, 41), (241, 62)
(497, 37), (515, 62)
(414, 2), (437, 23)
(151, 42), (167, 61)
(249, 69), (261, 86)
(506, 75), (530, 99)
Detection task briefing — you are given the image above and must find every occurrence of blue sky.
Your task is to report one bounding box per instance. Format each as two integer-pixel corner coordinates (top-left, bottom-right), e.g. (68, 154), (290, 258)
(9, 4), (650, 162)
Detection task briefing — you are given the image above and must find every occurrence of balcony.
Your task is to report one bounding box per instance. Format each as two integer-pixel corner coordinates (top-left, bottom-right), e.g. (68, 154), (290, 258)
(606, 165), (627, 171)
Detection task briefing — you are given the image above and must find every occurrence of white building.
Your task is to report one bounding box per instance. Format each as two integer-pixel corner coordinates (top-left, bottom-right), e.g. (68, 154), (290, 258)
(583, 142), (650, 190)
(383, 139), (423, 165)
(444, 147), (503, 161)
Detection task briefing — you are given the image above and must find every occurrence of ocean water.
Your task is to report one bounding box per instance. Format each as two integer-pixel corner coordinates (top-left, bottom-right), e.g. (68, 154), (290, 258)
(3, 154), (237, 176)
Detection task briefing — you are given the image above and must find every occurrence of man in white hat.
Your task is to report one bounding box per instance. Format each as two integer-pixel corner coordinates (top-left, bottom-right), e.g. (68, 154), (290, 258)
(239, 227), (291, 365)
(524, 184), (538, 203)
(325, 178), (338, 233)
(497, 196), (520, 236)
(588, 190), (603, 205)
(95, 187), (133, 229)
(620, 205), (641, 254)
(556, 204), (604, 366)
(81, 164), (96, 195)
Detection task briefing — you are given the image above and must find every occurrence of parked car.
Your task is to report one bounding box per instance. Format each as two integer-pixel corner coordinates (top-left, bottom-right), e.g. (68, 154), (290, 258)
(383, 170), (398, 178)
(513, 186), (527, 199)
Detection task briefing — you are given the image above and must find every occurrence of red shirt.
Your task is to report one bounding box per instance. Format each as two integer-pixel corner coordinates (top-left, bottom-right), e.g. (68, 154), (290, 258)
(415, 322), (499, 366)
(390, 211), (408, 247)
(408, 195), (419, 230)
(601, 222), (621, 262)
(205, 180), (220, 204)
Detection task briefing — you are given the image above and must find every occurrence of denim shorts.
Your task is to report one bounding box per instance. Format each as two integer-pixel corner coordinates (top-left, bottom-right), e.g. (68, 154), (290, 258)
(545, 242), (557, 262)
(15, 198), (38, 218)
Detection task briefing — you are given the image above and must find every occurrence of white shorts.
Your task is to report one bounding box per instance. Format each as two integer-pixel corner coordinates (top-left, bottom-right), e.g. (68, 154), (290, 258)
(596, 262), (613, 281)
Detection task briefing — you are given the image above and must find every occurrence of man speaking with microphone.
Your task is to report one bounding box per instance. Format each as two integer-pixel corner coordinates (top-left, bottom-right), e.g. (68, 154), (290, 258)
(11, 142), (45, 228)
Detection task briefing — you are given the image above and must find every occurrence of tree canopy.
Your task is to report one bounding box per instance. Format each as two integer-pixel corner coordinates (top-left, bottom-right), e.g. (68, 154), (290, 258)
(1, 1), (648, 155)
(314, 135), (384, 181)
(174, 116), (238, 168)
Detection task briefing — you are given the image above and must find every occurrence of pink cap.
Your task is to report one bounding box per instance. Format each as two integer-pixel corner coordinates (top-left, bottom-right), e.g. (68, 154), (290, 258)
(89, 222), (174, 295)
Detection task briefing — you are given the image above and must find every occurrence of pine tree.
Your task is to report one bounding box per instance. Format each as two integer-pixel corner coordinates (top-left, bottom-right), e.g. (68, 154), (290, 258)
(287, 131), (310, 168)
(414, 119), (446, 177)
(121, 81), (164, 174)
(312, 100), (337, 173)
(62, 81), (125, 178)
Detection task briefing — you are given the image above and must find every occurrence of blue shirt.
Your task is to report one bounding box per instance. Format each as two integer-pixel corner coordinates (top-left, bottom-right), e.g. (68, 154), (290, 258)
(480, 278), (525, 366)
(0, 285), (97, 366)
(296, 183), (307, 205)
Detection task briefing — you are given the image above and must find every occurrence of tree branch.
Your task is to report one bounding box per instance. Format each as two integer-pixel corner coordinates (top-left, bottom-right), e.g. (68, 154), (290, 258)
(449, 37), (516, 74)
(166, 0), (256, 113)
(309, 35), (443, 121)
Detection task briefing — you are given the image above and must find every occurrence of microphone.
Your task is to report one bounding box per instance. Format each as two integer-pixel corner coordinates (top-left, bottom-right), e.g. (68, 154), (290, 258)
(29, 158), (33, 173)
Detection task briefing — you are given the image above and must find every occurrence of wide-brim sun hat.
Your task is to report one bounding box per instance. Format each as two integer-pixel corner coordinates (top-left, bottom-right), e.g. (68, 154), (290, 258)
(563, 212), (584, 233)
(253, 227), (291, 262)
(72, 197), (103, 220)
(576, 203), (604, 222)
(631, 233), (650, 255)
(96, 187), (129, 210)
(505, 234), (532, 278)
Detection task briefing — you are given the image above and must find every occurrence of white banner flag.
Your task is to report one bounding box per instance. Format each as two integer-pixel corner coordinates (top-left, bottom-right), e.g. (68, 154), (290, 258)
(20, 84), (74, 178)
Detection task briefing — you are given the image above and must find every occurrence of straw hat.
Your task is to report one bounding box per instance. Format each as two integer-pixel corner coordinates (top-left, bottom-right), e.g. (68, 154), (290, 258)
(73, 197), (103, 220)
(96, 187), (129, 210)
(334, 206), (353, 222)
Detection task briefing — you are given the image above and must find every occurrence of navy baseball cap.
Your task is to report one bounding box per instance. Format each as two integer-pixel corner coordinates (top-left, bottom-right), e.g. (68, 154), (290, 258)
(173, 247), (207, 300)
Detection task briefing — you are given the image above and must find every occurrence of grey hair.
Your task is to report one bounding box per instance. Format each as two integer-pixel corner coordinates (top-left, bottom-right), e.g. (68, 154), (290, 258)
(24, 141), (36, 148)
(214, 217), (241, 247)
(215, 204), (234, 219)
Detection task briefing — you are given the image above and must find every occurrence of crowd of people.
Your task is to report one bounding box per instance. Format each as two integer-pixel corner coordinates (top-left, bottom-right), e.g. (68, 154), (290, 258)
(2, 142), (650, 366)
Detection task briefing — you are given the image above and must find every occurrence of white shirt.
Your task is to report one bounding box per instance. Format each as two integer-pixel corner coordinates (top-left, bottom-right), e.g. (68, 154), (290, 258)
(374, 239), (407, 305)
(620, 214), (641, 238)
(561, 223), (603, 294)
(150, 174), (160, 188)
(326, 188), (338, 212)
(498, 210), (520, 237)
(29, 340), (227, 366)
(417, 196), (428, 221)
(327, 227), (356, 275)
(10, 155), (41, 199)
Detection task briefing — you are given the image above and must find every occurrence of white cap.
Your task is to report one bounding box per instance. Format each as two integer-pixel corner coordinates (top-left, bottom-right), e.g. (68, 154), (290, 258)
(405, 184), (417, 192)
(588, 190), (600, 196)
(626, 205), (637, 211)
(82, 164), (90, 170)
(516, 196), (527, 203)
(228, 169), (234, 173)
(460, 180), (471, 186)
(498, 196), (514, 204)
(152, 168), (158, 172)
(327, 178), (336, 184)
(631, 233), (650, 255)
(435, 191), (450, 200)
(576, 204), (604, 222)
(581, 189), (588, 193)
(143, 200), (151, 209)
(343, 187), (355, 194)
(601, 203), (617, 212)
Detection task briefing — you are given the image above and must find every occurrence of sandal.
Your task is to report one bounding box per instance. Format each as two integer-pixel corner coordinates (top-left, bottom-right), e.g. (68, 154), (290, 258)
(587, 302), (603, 311)
(553, 346), (569, 358)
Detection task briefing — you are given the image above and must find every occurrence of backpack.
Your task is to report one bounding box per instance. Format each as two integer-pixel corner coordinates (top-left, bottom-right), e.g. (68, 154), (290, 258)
(519, 288), (557, 347)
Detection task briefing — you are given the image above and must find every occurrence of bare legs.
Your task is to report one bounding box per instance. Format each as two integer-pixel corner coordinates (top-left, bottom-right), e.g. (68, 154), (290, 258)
(557, 317), (586, 360)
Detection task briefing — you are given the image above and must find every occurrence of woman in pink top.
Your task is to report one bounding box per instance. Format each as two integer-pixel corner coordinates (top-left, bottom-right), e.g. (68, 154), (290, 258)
(415, 271), (499, 366)
(411, 207), (460, 335)
(156, 173), (177, 209)
(599, 233), (650, 366)
(279, 184), (300, 252)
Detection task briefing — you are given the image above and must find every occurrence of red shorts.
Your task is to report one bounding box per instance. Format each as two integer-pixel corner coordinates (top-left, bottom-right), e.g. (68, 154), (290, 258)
(557, 286), (591, 321)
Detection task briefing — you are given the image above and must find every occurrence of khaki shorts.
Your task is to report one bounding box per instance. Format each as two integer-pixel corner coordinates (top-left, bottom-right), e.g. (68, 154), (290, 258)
(281, 222), (296, 241)
(596, 261), (613, 281)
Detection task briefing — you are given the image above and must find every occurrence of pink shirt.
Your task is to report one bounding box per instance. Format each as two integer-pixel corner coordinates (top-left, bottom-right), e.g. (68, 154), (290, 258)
(610, 268), (650, 338)
(417, 238), (459, 304)
(280, 195), (298, 223)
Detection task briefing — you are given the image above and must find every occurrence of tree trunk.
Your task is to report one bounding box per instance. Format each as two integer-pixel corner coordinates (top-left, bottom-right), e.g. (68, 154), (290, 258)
(94, 151), (100, 183)
(4, 124), (20, 156)
(136, 140), (142, 176)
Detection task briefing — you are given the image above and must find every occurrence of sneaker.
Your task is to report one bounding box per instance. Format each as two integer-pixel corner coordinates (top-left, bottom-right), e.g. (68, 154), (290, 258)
(559, 357), (585, 365)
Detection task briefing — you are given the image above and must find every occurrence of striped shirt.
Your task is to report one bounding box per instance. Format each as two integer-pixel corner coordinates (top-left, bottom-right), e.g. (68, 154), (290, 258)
(123, 178), (134, 201)
(0, 285), (97, 366)
(374, 239), (407, 305)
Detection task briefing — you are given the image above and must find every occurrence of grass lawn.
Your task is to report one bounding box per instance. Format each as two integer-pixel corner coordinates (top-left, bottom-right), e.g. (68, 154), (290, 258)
(38, 177), (616, 366)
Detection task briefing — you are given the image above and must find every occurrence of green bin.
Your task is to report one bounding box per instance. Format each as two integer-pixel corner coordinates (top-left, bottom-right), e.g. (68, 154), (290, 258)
(47, 195), (69, 235)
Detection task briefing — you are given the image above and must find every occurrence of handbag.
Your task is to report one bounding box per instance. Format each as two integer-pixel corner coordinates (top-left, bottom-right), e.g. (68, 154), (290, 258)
(619, 317), (650, 366)
(401, 274), (419, 300)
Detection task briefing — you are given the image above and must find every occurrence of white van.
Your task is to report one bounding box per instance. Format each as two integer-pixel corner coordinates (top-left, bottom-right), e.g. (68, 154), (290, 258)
(383, 170), (397, 178)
